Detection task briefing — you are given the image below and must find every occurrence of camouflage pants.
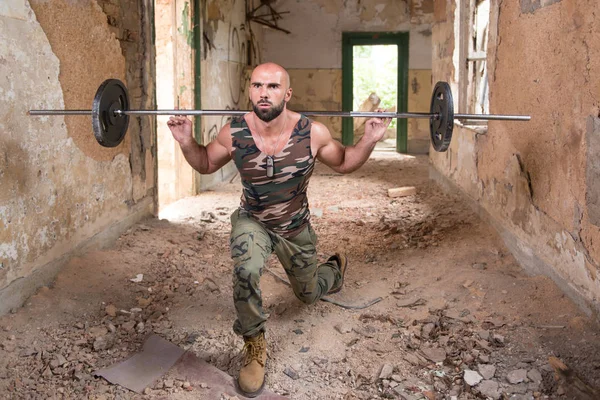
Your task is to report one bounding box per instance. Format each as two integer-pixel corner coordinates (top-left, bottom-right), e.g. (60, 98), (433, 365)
(230, 209), (341, 337)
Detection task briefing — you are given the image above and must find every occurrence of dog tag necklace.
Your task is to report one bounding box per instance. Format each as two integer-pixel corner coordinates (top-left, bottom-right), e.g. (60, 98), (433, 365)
(253, 113), (287, 178)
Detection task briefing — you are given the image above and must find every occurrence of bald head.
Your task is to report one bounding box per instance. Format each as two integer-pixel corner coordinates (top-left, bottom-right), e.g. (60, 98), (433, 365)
(251, 62), (290, 90)
(248, 62), (293, 122)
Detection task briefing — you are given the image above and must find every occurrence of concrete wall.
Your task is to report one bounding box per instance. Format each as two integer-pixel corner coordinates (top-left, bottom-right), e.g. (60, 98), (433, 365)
(260, 0), (433, 153)
(430, 0), (600, 316)
(198, 0), (263, 189)
(0, 0), (155, 315)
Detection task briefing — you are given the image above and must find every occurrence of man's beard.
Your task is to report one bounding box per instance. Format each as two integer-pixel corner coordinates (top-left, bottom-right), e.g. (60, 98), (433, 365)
(252, 99), (286, 122)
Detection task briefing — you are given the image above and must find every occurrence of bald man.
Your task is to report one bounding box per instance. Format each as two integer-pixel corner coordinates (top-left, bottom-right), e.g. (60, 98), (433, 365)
(168, 62), (390, 397)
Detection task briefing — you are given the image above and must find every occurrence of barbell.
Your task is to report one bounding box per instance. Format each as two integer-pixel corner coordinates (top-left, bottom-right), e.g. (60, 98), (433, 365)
(28, 79), (530, 152)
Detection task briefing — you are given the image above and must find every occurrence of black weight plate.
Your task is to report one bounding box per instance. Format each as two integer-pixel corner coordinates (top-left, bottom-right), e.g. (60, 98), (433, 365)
(92, 79), (130, 147)
(429, 81), (454, 152)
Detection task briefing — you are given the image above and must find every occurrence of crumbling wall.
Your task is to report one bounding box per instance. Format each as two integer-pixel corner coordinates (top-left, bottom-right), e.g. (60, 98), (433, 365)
(199, 0), (262, 189)
(0, 0), (155, 315)
(260, 0), (433, 152)
(430, 0), (600, 315)
(155, 0), (196, 208)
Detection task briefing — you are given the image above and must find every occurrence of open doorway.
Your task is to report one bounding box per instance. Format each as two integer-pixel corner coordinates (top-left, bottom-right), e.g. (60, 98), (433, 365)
(353, 44), (398, 149)
(342, 32), (408, 153)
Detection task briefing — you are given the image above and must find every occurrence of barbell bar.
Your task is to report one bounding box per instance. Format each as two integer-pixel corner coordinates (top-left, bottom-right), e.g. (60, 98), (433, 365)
(29, 79), (531, 152)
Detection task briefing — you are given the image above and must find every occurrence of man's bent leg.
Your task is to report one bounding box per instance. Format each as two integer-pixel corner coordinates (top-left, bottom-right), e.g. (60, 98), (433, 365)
(230, 210), (273, 337)
(273, 224), (341, 304)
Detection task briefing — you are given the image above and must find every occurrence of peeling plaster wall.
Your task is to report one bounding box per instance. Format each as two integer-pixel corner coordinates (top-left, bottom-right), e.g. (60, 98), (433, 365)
(156, 0), (196, 209)
(430, 0), (600, 315)
(0, 0), (156, 315)
(199, 0), (263, 189)
(261, 0), (433, 150)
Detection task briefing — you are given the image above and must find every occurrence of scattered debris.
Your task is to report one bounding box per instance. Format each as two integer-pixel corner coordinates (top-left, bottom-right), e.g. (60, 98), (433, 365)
(387, 186), (417, 198)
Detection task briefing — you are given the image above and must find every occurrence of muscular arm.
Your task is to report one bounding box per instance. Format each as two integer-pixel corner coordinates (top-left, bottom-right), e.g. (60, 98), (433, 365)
(169, 116), (232, 174)
(312, 116), (390, 174)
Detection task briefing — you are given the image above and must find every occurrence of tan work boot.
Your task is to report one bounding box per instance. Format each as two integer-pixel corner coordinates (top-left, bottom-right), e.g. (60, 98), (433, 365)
(327, 253), (348, 294)
(237, 331), (267, 397)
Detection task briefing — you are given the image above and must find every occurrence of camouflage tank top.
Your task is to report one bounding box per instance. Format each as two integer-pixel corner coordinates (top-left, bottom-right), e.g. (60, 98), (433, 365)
(230, 114), (314, 238)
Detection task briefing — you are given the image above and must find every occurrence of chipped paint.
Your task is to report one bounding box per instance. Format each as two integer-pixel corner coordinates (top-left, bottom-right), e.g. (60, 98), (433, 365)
(178, 1), (193, 47)
(0, 1), (155, 314)
(430, 0), (600, 314)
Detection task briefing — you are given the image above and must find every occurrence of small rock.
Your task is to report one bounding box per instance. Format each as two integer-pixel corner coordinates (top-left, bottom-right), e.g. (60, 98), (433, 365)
(421, 323), (435, 338)
(41, 366), (53, 378)
(204, 279), (220, 293)
(506, 369), (528, 384)
(89, 326), (108, 338)
(527, 368), (542, 384)
(136, 322), (145, 333)
(137, 297), (152, 308)
(143, 388), (151, 395)
(478, 364), (496, 380)
(73, 372), (87, 381)
(388, 186), (417, 198)
(479, 354), (490, 363)
(283, 366), (299, 380)
(121, 321), (136, 332)
(1, 341), (16, 352)
(183, 381), (192, 389)
(163, 379), (174, 388)
(379, 364), (394, 380)
(421, 347), (446, 363)
(19, 348), (37, 357)
(464, 370), (483, 386)
(182, 248), (195, 257)
(472, 262), (488, 270)
(56, 354), (67, 366)
(148, 310), (163, 321)
(508, 383), (529, 394)
(492, 334), (505, 345)
(93, 335), (115, 351)
(334, 323), (353, 334)
(476, 380), (501, 399)
(130, 274), (144, 283)
(105, 304), (117, 317)
(477, 330), (490, 340)
(199, 211), (216, 222)
(404, 353), (423, 366)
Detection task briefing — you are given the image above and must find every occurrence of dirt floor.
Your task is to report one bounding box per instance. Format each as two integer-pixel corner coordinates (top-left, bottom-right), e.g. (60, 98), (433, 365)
(1, 147), (600, 400)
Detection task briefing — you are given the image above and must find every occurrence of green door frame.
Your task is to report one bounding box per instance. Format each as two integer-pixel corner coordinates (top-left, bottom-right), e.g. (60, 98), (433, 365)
(193, 0), (202, 144)
(341, 32), (409, 153)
